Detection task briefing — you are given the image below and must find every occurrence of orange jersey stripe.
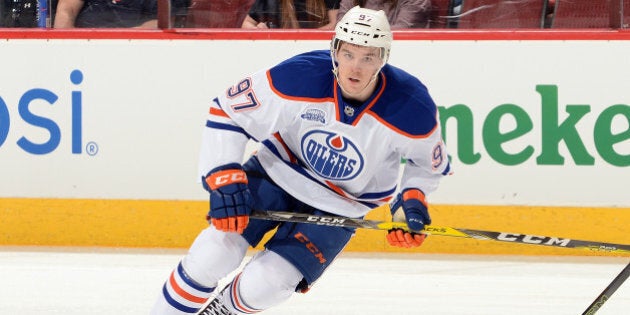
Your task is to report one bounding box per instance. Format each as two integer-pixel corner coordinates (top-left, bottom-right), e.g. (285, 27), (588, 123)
(209, 107), (229, 117)
(379, 196), (393, 203)
(273, 133), (297, 164)
(367, 109), (438, 139)
(325, 180), (348, 198)
(350, 73), (387, 126)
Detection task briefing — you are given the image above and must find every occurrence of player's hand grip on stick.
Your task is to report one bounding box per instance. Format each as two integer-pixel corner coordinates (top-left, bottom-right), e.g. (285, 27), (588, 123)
(386, 188), (430, 248)
(203, 163), (253, 234)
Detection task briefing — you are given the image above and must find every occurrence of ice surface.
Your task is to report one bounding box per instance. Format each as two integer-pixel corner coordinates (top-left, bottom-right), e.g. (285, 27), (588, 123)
(0, 247), (628, 315)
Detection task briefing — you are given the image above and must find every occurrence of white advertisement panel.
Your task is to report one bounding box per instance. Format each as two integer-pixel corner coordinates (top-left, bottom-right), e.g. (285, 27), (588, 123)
(0, 39), (628, 207)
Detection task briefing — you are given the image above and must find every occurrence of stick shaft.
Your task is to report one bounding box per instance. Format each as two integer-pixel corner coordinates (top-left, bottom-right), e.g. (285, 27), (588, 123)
(250, 210), (630, 254)
(581, 261), (630, 315)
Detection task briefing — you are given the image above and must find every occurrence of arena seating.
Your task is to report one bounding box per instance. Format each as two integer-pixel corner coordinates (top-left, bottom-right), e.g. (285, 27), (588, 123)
(550, 0), (626, 28)
(429, 0), (458, 28)
(455, 0), (548, 28)
(185, 0), (254, 28)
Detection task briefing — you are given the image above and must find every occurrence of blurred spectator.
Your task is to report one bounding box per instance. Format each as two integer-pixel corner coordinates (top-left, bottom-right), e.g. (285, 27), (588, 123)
(54, 0), (157, 27)
(184, 0), (254, 28)
(54, 0), (188, 28)
(242, 0), (339, 29)
(337, 0), (431, 28)
(2, 0), (38, 27)
(544, 0), (555, 28)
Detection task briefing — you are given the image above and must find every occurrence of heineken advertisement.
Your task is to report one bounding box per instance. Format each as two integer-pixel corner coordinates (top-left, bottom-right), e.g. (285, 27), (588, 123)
(440, 85), (629, 167)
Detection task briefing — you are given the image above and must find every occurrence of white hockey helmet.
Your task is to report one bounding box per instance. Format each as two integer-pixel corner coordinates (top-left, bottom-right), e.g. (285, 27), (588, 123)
(331, 6), (392, 63)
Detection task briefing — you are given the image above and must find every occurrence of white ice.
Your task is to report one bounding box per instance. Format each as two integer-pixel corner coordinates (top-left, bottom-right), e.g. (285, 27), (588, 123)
(0, 247), (628, 315)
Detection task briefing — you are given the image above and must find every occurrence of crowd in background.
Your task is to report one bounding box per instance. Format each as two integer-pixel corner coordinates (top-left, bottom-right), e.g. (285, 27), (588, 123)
(0, 0), (627, 29)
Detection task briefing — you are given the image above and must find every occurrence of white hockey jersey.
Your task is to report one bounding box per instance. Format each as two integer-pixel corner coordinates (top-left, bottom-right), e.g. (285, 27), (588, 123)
(199, 50), (451, 218)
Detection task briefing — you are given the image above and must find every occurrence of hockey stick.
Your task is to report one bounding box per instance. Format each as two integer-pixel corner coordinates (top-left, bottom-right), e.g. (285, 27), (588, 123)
(581, 261), (630, 315)
(250, 208), (630, 254)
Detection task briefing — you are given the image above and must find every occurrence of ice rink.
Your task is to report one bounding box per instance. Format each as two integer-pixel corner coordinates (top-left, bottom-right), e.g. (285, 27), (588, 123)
(1, 247), (628, 315)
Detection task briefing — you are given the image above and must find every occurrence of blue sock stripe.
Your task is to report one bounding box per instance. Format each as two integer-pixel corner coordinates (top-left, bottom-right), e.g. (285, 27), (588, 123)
(177, 262), (214, 293)
(162, 283), (199, 314)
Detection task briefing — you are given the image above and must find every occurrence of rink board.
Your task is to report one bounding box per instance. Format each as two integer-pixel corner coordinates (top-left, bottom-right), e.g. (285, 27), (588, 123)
(1, 31), (629, 256)
(2, 197), (629, 256)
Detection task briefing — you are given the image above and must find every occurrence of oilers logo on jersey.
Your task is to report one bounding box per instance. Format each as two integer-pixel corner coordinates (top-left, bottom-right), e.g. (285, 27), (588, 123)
(301, 130), (363, 181)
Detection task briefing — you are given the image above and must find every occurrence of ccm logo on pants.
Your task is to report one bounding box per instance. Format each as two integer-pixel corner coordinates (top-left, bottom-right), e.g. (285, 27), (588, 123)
(294, 232), (326, 264)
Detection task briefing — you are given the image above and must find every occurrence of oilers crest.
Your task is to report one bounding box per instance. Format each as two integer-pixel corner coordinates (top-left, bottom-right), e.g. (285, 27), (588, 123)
(300, 130), (364, 180)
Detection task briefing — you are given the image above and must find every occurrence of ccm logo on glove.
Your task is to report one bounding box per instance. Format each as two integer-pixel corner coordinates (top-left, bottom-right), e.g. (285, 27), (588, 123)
(207, 169), (248, 189)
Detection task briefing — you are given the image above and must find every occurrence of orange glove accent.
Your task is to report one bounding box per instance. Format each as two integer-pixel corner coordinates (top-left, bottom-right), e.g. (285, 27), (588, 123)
(211, 215), (250, 234)
(386, 229), (426, 248)
(402, 189), (427, 207)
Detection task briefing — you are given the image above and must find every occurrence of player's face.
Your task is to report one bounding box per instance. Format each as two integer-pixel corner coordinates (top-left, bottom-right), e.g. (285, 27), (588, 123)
(335, 43), (384, 100)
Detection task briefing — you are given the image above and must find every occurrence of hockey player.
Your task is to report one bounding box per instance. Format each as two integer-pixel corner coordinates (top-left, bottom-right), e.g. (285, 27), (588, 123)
(151, 6), (451, 314)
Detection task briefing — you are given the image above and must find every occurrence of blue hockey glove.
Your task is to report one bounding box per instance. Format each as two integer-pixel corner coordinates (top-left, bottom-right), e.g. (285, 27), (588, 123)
(386, 188), (431, 248)
(203, 163), (253, 234)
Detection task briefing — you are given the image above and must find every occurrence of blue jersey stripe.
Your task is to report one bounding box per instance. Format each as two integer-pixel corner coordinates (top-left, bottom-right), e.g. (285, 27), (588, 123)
(206, 120), (257, 141)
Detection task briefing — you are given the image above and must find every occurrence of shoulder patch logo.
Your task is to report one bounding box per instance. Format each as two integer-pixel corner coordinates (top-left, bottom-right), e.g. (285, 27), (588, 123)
(300, 108), (326, 124)
(301, 130), (364, 180)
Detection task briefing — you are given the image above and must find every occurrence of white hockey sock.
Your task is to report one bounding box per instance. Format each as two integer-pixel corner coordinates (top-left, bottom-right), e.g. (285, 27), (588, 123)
(220, 251), (303, 314)
(151, 261), (216, 314)
(151, 227), (250, 314)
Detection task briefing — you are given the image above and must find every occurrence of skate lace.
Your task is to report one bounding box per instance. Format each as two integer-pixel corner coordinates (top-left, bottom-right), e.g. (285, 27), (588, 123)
(198, 298), (235, 315)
